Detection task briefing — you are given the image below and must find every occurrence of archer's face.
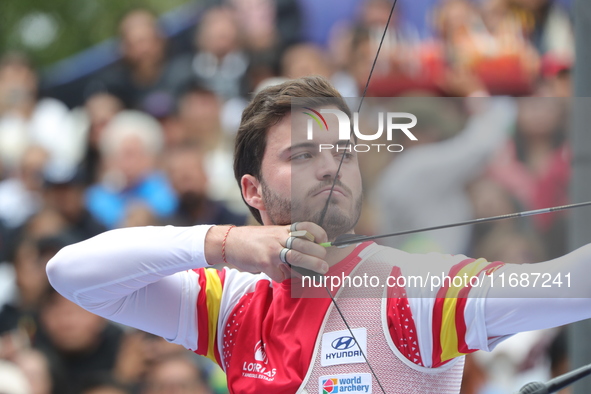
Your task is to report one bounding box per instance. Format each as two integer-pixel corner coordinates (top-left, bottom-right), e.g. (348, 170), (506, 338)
(257, 107), (363, 240)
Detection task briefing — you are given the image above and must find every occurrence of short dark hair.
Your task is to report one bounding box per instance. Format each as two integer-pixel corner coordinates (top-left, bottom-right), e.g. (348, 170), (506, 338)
(233, 76), (351, 224)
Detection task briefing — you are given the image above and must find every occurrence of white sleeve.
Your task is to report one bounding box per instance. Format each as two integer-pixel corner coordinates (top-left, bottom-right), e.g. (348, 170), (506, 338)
(485, 243), (591, 339)
(46, 225), (214, 348)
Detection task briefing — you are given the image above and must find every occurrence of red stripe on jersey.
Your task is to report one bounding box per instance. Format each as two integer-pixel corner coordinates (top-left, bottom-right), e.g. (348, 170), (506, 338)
(431, 258), (476, 367)
(195, 268), (209, 355)
(212, 268), (227, 366)
(455, 261), (505, 354)
(387, 266), (424, 366)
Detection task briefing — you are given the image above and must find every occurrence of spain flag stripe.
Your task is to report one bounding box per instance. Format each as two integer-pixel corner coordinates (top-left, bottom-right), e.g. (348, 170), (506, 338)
(434, 259), (506, 365)
(196, 269), (209, 355)
(212, 269), (226, 366)
(431, 258), (475, 367)
(455, 261), (505, 354)
(439, 258), (488, 362)
(203, 268), (223, 364)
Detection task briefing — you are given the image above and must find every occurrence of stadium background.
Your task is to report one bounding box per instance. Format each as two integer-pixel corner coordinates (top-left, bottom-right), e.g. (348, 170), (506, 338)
(0, 0), (577, 393)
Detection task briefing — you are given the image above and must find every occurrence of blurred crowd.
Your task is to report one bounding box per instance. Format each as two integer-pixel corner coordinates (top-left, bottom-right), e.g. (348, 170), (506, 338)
(0, 0), (575, 393)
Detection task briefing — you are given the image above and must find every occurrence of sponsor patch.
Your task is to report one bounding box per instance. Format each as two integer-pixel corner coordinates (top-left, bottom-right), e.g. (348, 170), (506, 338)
(321, 328), (367, 367)
(319, 373), (372, 394)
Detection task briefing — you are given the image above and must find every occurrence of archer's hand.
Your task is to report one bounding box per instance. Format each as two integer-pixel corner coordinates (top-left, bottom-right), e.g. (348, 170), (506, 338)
(204, 223), (328, 282)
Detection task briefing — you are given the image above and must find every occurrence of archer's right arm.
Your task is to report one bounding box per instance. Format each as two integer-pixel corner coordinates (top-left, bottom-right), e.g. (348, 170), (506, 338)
(46, 223), (328, 349)
(46, 225), (217, 349)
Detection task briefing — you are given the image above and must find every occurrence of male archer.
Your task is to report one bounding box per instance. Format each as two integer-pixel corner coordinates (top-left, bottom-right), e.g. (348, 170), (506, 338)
(47, 76), (591, 394)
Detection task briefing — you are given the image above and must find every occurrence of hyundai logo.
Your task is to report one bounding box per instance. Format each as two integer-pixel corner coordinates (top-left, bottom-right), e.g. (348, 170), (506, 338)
(331, 336), (356, 350)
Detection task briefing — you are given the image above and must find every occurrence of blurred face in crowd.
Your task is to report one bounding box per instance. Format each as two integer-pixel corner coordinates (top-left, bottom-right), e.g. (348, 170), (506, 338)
(44, 184), (85, 222)
(120, 10), (165, 68)
(176, 91), (221, 149)
(85, 93), (123, 147)
(19, 146), (48, 192)
(435, 0), (480, 41)
(24, 209), (67, 239)
(243, 108), (363, 240)
(14, 241), (48, 308)
(0, 59), (37, 113)
(517, 98), (563, 139)
(196, 7), (240, 58)
(110, 134), (155, 186)
(166, 148), (208, 197)
(361, 0), (396, 28)
(143, 358), (210, 394)
(281, 45), (332, 79)
(40, 293), (106, 353)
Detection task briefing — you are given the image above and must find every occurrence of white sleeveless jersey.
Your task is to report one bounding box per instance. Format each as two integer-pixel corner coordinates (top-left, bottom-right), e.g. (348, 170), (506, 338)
(299, 244), (466, 394)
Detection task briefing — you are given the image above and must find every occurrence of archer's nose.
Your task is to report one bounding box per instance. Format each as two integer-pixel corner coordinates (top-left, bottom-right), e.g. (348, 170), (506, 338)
(317, 151), (342, 181)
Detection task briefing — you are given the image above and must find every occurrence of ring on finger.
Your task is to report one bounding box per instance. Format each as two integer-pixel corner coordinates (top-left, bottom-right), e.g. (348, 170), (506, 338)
(286, 236), (297, 249)
(279, 247), (291, 265)
(290, 222), (300, 232)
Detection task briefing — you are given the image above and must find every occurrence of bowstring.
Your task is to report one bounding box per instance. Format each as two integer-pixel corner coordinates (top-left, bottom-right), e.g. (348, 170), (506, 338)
(317, 2), (399, 393)
(318, 0), (399, 228)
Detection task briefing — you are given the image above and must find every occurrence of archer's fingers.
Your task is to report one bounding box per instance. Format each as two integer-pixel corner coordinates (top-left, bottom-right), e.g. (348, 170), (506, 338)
(291, 222), (328, 245)
(288, 237), (327, 260)
(285, 249), (328, 275)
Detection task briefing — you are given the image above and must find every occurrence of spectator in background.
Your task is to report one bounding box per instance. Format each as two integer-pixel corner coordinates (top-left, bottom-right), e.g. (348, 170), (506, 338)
(433, 0), (541, 95)
(96, 9), (189, 110)
(279, 44), (357, 94)
(538, 54), (572, 97)
(42, 164), (105, 242)
(373, 98), (514, 255)
(0, 146), (47, 229)
(79, 374), (130, 394)
(0, 53), (82, 172)
(227, 0), (302, 53)
(81, 93), (124, 185)
(487, 97), (570, 258)
(141, 354), (212, 394)
(175, 84), (225, 150)
(171, 6), (249, 100)
(109, 330), (225, 393)
(0, 233), (75, 339)
(0, 360), (31, 394)
(18, 209), (68, 241)
(85, 110), (177, 229)
(0, 237), (50, 338)
(173, 84), (243, 210)
(165, 145), (246, 227)
(496, 0), (574, 60)
(13, 349), (53, 394)
(34, 288), (125, 394)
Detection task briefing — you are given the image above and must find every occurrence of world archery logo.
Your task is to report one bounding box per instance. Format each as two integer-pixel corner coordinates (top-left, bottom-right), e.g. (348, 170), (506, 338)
(319, 374), (372, 393)
(322, 378), (339, 393)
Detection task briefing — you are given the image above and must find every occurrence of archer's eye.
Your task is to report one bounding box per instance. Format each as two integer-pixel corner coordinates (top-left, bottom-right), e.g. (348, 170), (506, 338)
(292, 152), (313, 160)
(335, 151), (355, 161)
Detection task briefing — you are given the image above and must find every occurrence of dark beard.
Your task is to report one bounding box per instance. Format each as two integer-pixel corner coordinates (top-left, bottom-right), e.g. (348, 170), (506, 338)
(261, 179), (363, 241)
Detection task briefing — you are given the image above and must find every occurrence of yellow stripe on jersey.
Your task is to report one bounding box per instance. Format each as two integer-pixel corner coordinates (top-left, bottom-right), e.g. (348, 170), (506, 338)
(439, 258), (490, 362)
(203, 268), (223, 363)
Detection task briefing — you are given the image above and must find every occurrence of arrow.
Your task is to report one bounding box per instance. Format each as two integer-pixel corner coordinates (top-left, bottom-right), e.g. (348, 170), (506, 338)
(319, 201), (591, 247)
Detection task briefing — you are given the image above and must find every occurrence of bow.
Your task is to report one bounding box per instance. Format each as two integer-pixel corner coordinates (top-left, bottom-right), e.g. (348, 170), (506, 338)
(314, 3), (399, 393)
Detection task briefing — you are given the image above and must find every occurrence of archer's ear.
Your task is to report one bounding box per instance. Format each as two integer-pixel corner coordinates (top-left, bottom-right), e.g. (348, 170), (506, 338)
(241, 174), (265, 213)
